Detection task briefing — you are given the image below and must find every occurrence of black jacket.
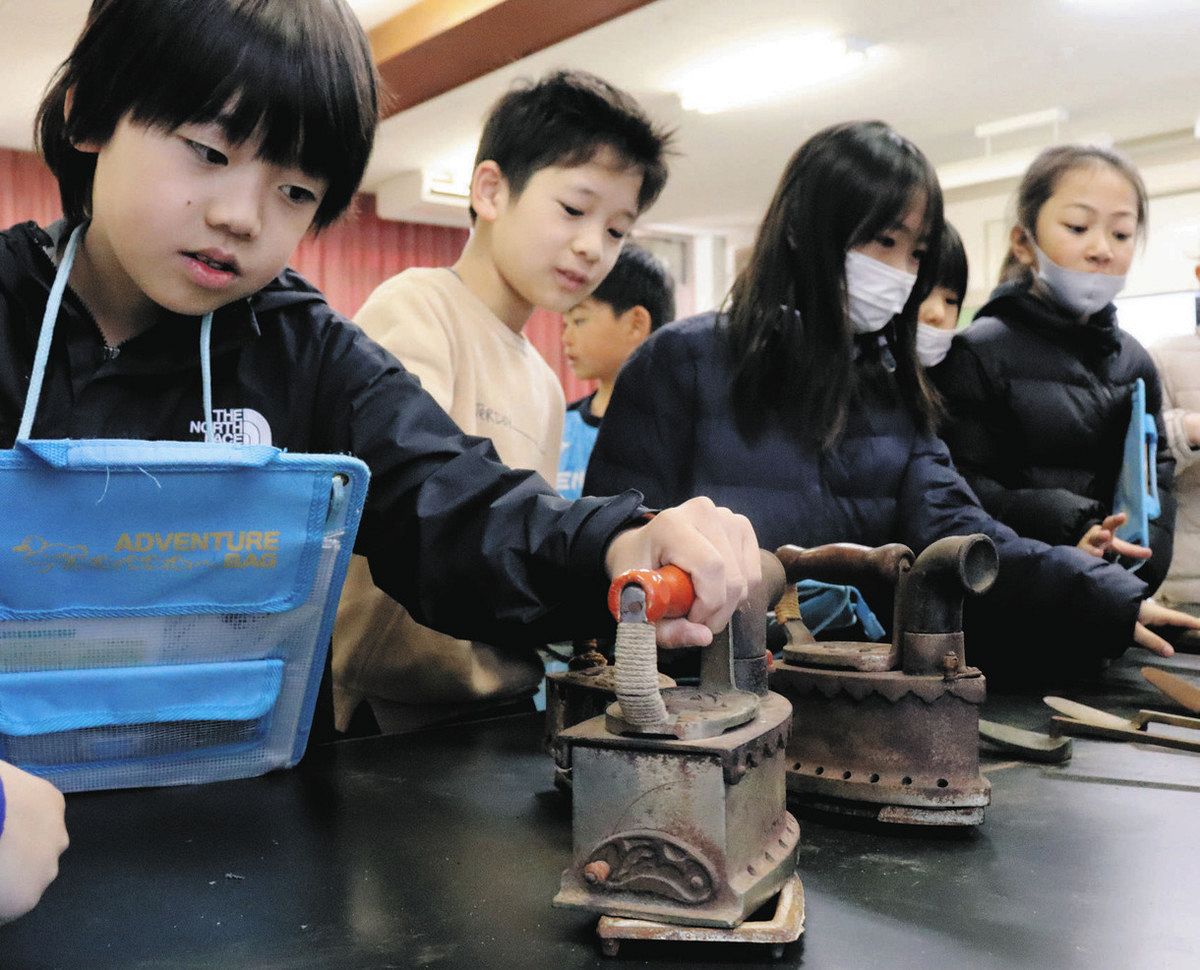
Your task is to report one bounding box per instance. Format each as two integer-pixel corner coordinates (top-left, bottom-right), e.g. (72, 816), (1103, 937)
(0, 222), (643, 646)
(932, 280), (1175, 593)
(586, 312), (1147, 678)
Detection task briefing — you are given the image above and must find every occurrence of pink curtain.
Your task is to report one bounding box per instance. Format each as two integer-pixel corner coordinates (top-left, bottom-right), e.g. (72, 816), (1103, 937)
(291, 194), (468, 318)
(0, 147), (64, 228)
(0, 148), (587, 398)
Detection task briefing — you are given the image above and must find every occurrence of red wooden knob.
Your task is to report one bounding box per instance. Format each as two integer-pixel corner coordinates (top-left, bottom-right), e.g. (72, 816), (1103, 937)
(607, 564), (695, 622)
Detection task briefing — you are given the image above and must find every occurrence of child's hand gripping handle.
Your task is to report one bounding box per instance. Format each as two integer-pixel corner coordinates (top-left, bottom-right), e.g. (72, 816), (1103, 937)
(607, 565), (695, 727)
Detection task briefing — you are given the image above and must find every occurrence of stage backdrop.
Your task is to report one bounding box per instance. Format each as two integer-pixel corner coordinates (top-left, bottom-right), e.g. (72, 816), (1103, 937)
(0, 147), (592, 403)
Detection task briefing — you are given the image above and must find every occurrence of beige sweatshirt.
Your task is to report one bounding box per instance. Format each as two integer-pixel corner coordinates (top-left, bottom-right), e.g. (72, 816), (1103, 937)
(332, 267), (564, 730)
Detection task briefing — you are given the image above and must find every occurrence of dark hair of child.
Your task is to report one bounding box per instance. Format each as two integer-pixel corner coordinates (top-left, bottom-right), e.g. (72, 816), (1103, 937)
(934, 222), (968, 305)
(469, 69), (673, 221)
(36, 0), (378, 230)
(724, 120), (944, 446)
(998, 144), (1149, 285)
(589, 243), (676, 331)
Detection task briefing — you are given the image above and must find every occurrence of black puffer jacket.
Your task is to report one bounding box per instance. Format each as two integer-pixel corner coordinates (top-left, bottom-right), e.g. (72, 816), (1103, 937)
(932, 280), (1175, 593)
(586, 312), (1147, 680)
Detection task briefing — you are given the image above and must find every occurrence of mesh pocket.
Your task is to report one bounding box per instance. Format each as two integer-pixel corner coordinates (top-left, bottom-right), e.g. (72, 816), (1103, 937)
(0, 657), (282, 773)
(6, 719), (265, 766)
(0, 534), (341, 792)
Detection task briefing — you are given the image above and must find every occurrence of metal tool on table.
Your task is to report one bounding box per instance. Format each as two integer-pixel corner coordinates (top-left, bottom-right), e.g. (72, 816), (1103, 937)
(1044, 695), (1200, 753)
(770, 535), (998, 826)
(978, 719), (1072, 764)
(554, 553), (804, 953)
(1141, 666), (1200, 714)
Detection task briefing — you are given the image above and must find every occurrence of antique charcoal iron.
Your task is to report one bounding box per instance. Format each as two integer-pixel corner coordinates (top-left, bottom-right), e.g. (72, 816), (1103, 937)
(554, 553), (804, 937)
(770, 535), (998, 826)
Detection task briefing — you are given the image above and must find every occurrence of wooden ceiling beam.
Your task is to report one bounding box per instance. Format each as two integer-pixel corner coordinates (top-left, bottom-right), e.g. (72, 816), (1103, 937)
(369, 0), (658, 120)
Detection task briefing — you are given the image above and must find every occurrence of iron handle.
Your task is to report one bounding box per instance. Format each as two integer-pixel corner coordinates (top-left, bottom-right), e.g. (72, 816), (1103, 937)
(607, 564), (694, 623)
(774, 542), (914, 587)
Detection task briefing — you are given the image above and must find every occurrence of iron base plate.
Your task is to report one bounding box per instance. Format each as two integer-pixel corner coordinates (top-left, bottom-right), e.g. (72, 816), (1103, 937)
(792, 791), (986, 826)
(594, 873), (805, 959)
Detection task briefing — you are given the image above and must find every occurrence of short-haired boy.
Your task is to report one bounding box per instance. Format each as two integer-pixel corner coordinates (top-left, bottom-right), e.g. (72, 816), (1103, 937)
(557, 244), (675, 500)
(1, 0), (760, 753)
(333, 70), (674, 732)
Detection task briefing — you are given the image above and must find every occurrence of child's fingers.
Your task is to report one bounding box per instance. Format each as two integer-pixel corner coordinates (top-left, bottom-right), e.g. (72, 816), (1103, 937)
(1138, 598), (1200, 632)
(1078, 525), (1108, 556)
(656, 616), (714, 648)
(653, 504), (758, 645)
(660, 499), (751, 633)
(1109, 537), (1152, 559)
(1133, 622), (1175, 657)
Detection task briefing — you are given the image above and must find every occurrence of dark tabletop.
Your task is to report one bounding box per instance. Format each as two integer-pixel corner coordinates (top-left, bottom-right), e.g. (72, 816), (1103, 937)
(3, 649), (1199, 970)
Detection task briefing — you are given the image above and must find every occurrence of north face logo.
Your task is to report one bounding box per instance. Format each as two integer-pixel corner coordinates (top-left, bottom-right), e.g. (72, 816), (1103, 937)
(189, 408), (273, 445)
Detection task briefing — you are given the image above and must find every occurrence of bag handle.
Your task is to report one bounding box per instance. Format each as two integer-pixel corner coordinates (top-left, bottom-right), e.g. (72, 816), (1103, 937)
(14, 438), (279, 469)
(17, 224), (216, 442)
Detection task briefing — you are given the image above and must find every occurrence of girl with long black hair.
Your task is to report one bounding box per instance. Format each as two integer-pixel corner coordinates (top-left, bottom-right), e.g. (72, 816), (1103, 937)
(586, 121), (1197, 678)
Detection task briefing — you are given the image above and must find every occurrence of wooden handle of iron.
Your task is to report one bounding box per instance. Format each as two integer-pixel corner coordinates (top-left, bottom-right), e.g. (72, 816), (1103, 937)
(607, 564), (695, 622)
(774, 542), (914, 586)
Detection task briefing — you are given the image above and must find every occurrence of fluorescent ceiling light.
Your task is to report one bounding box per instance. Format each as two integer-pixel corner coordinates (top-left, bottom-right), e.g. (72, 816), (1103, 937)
(670, 34), (871, 115)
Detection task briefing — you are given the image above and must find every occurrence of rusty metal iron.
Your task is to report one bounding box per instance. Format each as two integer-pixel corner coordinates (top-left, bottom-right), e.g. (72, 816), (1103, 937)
(560, 693), (793, 787)
(770, 534), (998, 826)
(554, 553), (802, 929)
(555, 692), (798, 927)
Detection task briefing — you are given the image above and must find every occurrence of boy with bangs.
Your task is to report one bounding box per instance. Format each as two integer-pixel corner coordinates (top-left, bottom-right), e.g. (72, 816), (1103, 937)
(558, 243), (676, 501)
(0, 0), (758, 812)
(333, 70), (675, 733)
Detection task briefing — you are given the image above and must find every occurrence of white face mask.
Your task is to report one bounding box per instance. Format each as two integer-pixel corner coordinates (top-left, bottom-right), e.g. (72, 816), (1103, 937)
(845, 250), (918, 334)
(916, 322), (955, 367)
(1032, 240), (1126, 318)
